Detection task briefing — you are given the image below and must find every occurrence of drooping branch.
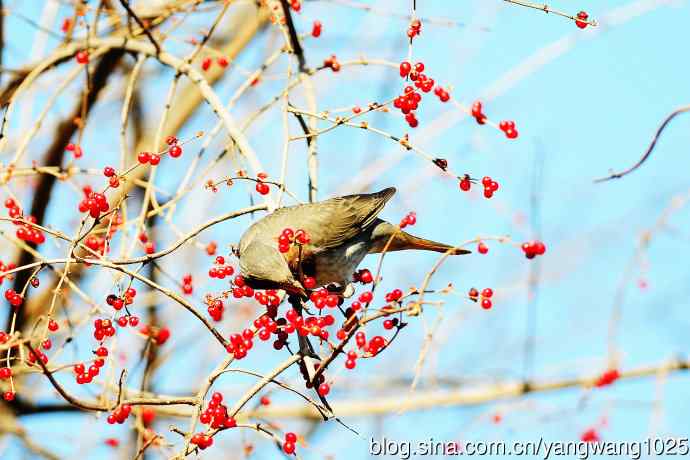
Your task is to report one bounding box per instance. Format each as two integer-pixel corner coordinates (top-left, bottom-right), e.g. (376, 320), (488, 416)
(595, 104), (690, 182)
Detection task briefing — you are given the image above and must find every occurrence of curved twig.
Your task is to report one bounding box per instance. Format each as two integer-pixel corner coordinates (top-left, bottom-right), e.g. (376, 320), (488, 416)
(595, 104), (690, 182)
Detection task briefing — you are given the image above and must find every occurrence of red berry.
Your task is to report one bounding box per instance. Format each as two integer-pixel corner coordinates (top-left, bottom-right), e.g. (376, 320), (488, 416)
(482, 288), (493, 298)
(169, 145), (182, 158)
(478, 242), (488, 254)
(256, 183), (270, 195)
(283, 441), (295, 454)
(76, 50), (89, 64)
(399, 61), (411, 77)
(481, 298), (492, 309)
(303, 276), (316, 289)
(576, 11), (589, 29)
(317, 383), (330, 396)
(137, 152), (150, 164)
(311, 21), (322, 37)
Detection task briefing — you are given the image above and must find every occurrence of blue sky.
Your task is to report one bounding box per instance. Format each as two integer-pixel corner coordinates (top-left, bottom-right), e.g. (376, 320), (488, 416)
(3, 0), (690, 459)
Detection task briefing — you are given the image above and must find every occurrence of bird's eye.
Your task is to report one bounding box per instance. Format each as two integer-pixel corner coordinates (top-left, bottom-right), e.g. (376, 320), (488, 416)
(231, 245), (240, 258)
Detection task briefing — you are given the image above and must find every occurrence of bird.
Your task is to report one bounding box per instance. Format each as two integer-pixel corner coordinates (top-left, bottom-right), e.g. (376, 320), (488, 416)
(237, 186), (470, 297)
(237, 187), (470, 413)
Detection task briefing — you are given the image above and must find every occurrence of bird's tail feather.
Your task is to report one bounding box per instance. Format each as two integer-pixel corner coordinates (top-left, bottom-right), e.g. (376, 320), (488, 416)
(372, 232), (471, 255)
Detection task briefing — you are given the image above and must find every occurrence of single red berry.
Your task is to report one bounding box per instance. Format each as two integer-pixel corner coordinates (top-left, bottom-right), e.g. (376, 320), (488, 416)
(478, 242), (488, 254)
(76, 50), (89, 64)
(317, 383), (330, 396)
(303, 276), (316, 289)
(169, 145), (182, 158)
(311, 20), (322, 37)
(481, 298), (492, 309)
(137, 152), (150, 164)
(399, 61), (411, 77)
(482, 288), (493, 298)
(283, 441), (296, 454)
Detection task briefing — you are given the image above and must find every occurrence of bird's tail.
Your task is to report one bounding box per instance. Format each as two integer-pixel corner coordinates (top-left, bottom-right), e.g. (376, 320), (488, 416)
(372, 231), (471, 255)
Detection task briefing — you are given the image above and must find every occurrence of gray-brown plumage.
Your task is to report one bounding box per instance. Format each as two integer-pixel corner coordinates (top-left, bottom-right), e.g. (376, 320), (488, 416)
(238, 187), (470, 297)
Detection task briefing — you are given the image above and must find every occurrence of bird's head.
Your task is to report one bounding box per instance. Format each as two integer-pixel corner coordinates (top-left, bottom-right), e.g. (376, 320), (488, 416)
(238, 241), (306, 298)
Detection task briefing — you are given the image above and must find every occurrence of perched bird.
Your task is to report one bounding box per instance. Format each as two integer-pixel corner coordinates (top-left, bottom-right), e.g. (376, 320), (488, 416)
(238, 187), (470, 296)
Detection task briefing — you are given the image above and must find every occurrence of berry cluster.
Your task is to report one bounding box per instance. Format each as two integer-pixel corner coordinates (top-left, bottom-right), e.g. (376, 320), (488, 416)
(433, 85), (450, 102)
(4, 289), (23, 308)
(459, 173), (500, 198)
(140, 325), (171, 345)
(286, 308), (334, 341)
(26, 345), (49, 366)
(344, 349), (358, 369)
(471, 101), (487, 124)
(106, 287), (136, 311)
(407, 18), (421, 40)
(94, 318), (116, 341)
(199, 392), (237, 428)
(65, 143), (83, 158)
(231, 275), (255, 299)
(116, 314), (140, 328)
(225, 328), (254, 359)
(399, 212), (416, 228)
(468, 287), (494, 310)
(575, 11), (590, 29)
(393, 87), (422, 127)
(106, 405), (132, 424)
(308, 288), (340, 309)
(0, 260), (17, 285)
(191, 433), (214, 450)
(207, 297), (224, 321)
(78, 189), (109, 219)
(384, 289), (403, 303)
(208, 256), (235, 279)
(255, 172), (270, 195)
(5, 199), (46, 245)
(283, 432), (298, 455)
(481, 176), (500, 199)
(136, 232), (155, 254)
(201, 55), (229, 71)
(521, 240), (546, 259)
(498, 120), (518, 139)
(594, 369), (620, 387)
(73, 347), (107, 385)
(277, 227), (310, 253)
(355, 331), (386, 356)
(85, 234), (108, 256)
(323, 55), (341, 72)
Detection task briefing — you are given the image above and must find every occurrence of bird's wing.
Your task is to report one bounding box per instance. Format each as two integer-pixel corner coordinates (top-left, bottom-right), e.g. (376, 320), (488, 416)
(280, 187), (396, 251)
